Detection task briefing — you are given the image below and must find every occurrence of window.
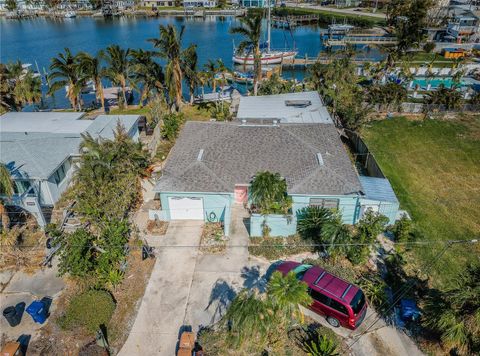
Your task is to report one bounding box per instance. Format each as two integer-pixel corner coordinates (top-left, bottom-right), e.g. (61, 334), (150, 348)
(329, 299), (349, 315)
(350, 290), (366, 315)
(13, 180), (32, 195)
(53, 163), (67, 185)
(309, 198), (339, 210)
(308, 288), (330, 305)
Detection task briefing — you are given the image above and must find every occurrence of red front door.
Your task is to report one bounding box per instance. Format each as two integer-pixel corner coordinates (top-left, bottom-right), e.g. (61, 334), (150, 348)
(234, 185), (248, 204)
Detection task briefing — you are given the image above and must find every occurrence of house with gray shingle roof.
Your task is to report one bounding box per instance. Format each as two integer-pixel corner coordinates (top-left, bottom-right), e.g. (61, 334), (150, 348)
(0, 112), (143, 227)
(153, 90), (400, 236)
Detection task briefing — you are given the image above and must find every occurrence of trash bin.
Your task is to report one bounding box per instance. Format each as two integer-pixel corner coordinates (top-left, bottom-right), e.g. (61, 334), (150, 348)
(3, 306), (21, 327)
(26, 300), (48, 324)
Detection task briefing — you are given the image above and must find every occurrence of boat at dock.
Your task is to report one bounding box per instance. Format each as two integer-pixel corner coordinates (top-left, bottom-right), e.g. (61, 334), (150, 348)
(232, 4), (297, 65)
(64, 11), (77, 18)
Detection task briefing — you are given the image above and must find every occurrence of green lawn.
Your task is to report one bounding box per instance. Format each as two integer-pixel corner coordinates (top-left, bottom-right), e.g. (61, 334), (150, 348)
(362, 116), (480, 288)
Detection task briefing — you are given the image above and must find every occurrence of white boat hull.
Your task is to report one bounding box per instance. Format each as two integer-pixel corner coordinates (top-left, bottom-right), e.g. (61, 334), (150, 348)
(233, 51), (297, 65)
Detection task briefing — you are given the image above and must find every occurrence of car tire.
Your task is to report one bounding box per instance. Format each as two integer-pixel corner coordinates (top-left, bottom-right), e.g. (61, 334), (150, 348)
(327, 316), (340, 328)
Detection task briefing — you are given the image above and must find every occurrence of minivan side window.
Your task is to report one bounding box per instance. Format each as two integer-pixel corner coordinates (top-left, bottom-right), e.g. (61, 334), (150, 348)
(329, 299), (349, 315)
(309, 288), (330, 305)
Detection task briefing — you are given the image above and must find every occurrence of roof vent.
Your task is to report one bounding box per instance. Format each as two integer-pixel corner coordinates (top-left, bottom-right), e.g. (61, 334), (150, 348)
(285, 100), (311, 108)
(316, 153), (324, 166)
(197, 149), (204, 162)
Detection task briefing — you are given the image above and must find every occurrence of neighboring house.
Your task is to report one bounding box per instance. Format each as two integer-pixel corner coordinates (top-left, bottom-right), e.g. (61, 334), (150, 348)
(183, 0), (217, 7)
(0, 112), (143, 227)
(240, 0), (268, 8)
(153, 110), (399, 236)
(142, 0), (176, 8)
(335, 0), (360, 7)
(446, 6), (480, 40)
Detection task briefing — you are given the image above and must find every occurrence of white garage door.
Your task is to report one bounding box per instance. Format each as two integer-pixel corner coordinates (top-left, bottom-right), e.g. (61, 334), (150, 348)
(168, 197), (204, 220)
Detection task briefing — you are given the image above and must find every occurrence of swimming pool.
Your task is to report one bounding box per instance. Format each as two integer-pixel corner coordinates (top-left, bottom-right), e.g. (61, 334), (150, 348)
(410, 77), (457, 90)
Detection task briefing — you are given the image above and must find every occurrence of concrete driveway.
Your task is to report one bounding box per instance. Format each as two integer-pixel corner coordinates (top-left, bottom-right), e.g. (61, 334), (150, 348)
(119, 205), (272, 356)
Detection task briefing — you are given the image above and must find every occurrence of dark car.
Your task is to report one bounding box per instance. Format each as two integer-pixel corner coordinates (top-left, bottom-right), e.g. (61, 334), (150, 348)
(276, 261), (367, 329)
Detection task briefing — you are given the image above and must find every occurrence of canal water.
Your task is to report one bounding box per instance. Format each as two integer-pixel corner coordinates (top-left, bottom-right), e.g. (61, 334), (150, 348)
(1, 16), (380, 108)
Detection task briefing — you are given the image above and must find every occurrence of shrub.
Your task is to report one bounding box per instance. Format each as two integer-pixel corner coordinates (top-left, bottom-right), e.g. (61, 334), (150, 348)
(391, 213), (413, 243)
(423, 42), (436, 53)
(297, 206), (334, 242)
(303, 334), (339, 356)
(356, 274), (388, 314)
(161, 112), (184, 141)
(59, 290), (115, 334)
(249, 235), (313, 261)
(210, 103), (231, 121)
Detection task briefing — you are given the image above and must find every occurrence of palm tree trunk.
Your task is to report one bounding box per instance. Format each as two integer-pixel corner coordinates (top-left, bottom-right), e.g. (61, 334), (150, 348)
(0, 202), (10, 230)
(97, 80), (105, 112)
(254, 46), (261, 96)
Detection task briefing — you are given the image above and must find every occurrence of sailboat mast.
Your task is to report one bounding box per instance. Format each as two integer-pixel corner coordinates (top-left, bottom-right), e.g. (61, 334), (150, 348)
(267, 0), (271, 53)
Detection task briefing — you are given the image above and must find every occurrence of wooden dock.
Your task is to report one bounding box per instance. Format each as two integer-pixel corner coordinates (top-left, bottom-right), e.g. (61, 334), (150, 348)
(272, 14), (320, 29)
(324, 35), (398, 47)
(280, 56), (375, 67)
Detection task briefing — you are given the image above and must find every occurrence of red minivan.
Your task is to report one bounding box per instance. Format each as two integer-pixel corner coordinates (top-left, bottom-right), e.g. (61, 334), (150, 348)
(275, 261), (367, 330)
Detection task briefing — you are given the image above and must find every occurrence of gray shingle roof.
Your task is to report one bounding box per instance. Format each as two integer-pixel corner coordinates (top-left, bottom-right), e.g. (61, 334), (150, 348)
(155, 122), (362, 195)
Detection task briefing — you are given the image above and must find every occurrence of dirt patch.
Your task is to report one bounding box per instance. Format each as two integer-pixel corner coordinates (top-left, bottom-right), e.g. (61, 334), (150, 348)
(146, 220), (169, 235)
(199, 223), (227, 254)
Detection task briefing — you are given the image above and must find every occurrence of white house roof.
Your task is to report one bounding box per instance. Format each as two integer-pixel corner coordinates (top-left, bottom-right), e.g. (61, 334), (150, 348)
(0, 112), (140, 180)
(236, 91), (333, 124)
(0, 112), (89, 134)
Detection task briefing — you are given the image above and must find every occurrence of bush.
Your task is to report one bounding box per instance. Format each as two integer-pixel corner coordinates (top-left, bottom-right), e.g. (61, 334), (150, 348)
(161, 112), (184, 141)
(391, 213), (413, 242)
(249, 235), (313, 260)
(423, 42), (436, 53)
(59, 290), (115, 334)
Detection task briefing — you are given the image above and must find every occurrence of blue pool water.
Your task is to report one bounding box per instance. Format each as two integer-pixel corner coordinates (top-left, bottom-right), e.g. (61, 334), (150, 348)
(411, 77), (457, 89)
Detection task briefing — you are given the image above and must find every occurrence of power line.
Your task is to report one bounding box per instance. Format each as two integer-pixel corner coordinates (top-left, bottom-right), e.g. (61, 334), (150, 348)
(346, 239), (479, 350)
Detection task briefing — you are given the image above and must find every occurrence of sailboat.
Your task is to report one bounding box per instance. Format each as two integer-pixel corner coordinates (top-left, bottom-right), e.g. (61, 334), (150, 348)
(232, 3), (297, 65)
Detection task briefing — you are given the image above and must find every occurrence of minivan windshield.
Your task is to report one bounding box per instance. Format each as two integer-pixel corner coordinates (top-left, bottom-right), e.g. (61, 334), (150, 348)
(292, 264), (313, 280)
(350, 290), (366, 315)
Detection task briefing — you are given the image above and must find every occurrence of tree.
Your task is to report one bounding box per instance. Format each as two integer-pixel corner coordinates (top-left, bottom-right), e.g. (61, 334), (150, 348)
(77, 50), (106, 111)
(230, 15), (263, 96)
(423, 264), (480, 355)
(203, 59), (220, 93)
(250, 171), (291, 214)
(129, 48), (164, 105)
(307, 57), (369, 130)
(161, 112), (184, 141)
(12, 71), (42, 108)
(258, 74), (300, 96)
(0, 64), (17, 113)
(267, 271), (312, 325)
(181, 44), (199, 104)
(104, 45), (131, 106)
(48, 48), (84, 111)
(73, 125), (149, 224)
(366, 82), (407, 111)
(425, 85), (464, 111)
(148, 25), (185, 111)
(0, 163), (14, 230)
(5, 0), (17, 11)
(387, 0), (433, 54)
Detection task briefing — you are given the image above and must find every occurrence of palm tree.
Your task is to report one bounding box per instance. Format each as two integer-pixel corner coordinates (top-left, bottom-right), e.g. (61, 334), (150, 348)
(104, 45), (131, 106)
(203, 59), (219, 93)
(250, 171), (291, 214)
(181, 44), (198, 105)
(13, 71), (42, 108)
(48, 48), (84, 111)
(77, 50), (106, 112)
(230, 15), (262, 96)
(129, 48), (164, 105)
(0, 163), (14, 230)
(266, 271), (312, 324)
(148, 24), (185, 111)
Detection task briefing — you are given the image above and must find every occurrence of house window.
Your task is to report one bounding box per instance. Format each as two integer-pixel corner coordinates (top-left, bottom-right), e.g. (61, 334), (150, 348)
(13, 180), (32, 195)
(53, 162), (67, 185)
(309, 198), (339, 210)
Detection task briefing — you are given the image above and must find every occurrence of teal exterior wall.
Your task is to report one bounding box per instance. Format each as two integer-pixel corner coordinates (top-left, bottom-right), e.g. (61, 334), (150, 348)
(159, 191), (234, 236)
(250, 213), (297, 237)
(292, 194), (361, 224)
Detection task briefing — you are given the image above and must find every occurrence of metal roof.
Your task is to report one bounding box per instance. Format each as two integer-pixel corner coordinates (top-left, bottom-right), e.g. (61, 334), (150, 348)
(0, 113), (140, 180)
(155, 121), (362, 195)
(0, 112), (88, 134)
(359, 176), (399, 204)
(236, 91), (333, 124)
